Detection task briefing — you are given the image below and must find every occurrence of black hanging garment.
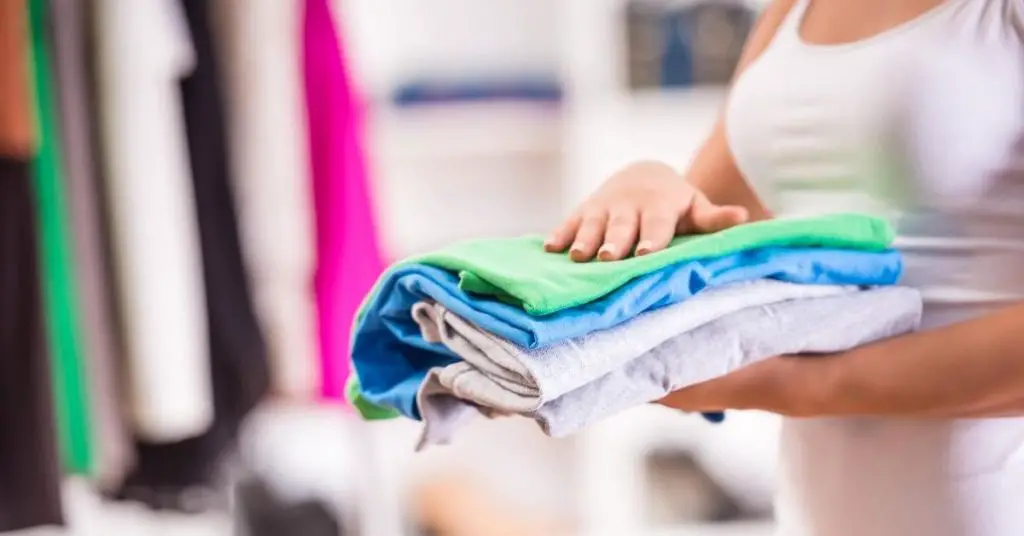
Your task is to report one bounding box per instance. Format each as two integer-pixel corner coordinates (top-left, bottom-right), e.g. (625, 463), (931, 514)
(0, 158), (66, 531)
(115, 0), (270, 509)
(177, 0), (269, 433)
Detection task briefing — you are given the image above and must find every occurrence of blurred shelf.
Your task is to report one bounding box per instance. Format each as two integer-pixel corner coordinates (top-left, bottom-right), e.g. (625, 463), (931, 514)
(625, 86), (729, 112)
(568, 86), (728, 120)
(368, 101), (564, 160)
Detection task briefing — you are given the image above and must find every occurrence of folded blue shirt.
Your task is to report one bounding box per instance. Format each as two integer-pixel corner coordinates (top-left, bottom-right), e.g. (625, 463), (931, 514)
(352, 247), (902, 419)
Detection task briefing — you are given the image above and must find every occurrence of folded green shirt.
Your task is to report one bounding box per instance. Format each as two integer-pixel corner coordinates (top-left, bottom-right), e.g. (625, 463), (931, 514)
(346, 212), (894, 419)
(403, 213), (891, 315)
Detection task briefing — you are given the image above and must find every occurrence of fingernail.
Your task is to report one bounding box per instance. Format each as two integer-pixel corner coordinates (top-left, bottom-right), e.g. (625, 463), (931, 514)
(569, 243), (584, 255)
(635, 240), (652, 255)
(598, 244), (615, 261)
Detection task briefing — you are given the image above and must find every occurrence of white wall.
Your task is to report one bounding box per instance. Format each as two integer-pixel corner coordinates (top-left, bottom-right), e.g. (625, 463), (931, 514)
(339, 0), (566, 259)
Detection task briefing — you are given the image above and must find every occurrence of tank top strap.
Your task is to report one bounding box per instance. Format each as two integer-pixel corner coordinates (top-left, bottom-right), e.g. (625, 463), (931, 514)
(772, 0), (812, 45)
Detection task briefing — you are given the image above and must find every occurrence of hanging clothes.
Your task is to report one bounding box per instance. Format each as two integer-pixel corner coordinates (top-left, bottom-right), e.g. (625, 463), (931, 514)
(214, 0), (320, 399)
(177, 0), (268, 454)
(28, 0), (94, 475)
(92, 0), (214, 442)
(0, 160), (66, 531)
(49, 0), (133, 487)
(302, 0), (387, 399)
(0, 1), (35, 157)
(0, 2), (65, 529)
(115, 0), (270, 508)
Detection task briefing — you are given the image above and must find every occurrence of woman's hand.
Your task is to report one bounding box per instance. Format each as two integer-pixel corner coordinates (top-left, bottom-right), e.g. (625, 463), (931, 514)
(545, 161), (750, 262)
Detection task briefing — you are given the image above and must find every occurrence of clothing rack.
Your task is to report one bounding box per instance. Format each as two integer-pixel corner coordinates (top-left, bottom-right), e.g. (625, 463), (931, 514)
(0, 0), (385, 532)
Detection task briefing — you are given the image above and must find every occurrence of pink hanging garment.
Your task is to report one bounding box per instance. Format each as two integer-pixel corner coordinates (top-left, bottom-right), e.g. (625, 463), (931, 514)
(302, 0), (387, 400)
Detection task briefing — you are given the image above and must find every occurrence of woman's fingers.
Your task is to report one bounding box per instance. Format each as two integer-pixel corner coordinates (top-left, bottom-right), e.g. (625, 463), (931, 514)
(544, 213), (582, 252)
(569, 212), (608, 262)
(636, 207), (679, 256)
(684, 194), (750, 234)
(598, 207), (640, 261)
(547, 168), (754, 263)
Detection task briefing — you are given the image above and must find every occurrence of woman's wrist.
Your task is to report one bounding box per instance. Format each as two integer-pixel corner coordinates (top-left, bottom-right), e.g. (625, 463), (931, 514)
(724, 354), (845, 417)
(657, 355), (804, 414)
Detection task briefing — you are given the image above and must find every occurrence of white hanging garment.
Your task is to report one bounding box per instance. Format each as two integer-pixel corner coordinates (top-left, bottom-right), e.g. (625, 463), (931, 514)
(213, 0), (320, 399)
(93, 0), (214, 441)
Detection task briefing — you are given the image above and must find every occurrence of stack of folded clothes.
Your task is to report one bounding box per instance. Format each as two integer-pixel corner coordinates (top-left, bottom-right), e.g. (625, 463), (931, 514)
(345, 214), (923, 449)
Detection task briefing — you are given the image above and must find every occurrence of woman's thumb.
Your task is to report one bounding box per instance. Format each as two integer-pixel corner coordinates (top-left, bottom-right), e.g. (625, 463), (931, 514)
(687, 194), (749, 233)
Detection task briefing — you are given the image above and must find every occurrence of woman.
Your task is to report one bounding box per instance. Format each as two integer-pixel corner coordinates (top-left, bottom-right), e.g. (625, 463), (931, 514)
(548, 1), (1024, 534)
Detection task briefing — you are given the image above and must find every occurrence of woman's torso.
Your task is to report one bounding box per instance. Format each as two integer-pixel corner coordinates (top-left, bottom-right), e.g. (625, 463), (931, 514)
(725, 0), (1024, 534)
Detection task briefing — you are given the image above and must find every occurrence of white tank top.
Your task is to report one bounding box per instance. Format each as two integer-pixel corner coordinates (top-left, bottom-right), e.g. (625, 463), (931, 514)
(725, 0), (1024, 534)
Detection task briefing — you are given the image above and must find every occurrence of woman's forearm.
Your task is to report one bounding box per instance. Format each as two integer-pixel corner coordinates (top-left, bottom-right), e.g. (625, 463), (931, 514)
(686, 120), (771, 220)
(683, 0), (795, 221)
(782, 302), (1024, 418)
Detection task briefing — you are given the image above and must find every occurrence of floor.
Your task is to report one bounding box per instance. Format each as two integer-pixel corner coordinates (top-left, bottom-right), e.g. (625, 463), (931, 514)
(4, 406), (778, 536)
(7, 481), (772, 536)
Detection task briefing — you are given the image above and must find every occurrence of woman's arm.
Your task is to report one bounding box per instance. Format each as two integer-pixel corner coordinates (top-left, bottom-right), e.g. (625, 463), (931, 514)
(660, 303), (1024, 418)
(685, 0), (798, 219)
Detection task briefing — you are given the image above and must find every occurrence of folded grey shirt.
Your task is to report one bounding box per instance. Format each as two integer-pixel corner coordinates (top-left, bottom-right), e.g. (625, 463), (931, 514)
(415, 287), (922, 448)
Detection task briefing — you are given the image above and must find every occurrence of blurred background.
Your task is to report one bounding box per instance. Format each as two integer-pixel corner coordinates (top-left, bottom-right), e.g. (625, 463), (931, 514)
(2, 0), (780, 534)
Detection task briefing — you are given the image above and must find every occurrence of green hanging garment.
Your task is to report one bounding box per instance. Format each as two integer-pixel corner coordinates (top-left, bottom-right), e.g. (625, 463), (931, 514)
(27, 0), (94, 475)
